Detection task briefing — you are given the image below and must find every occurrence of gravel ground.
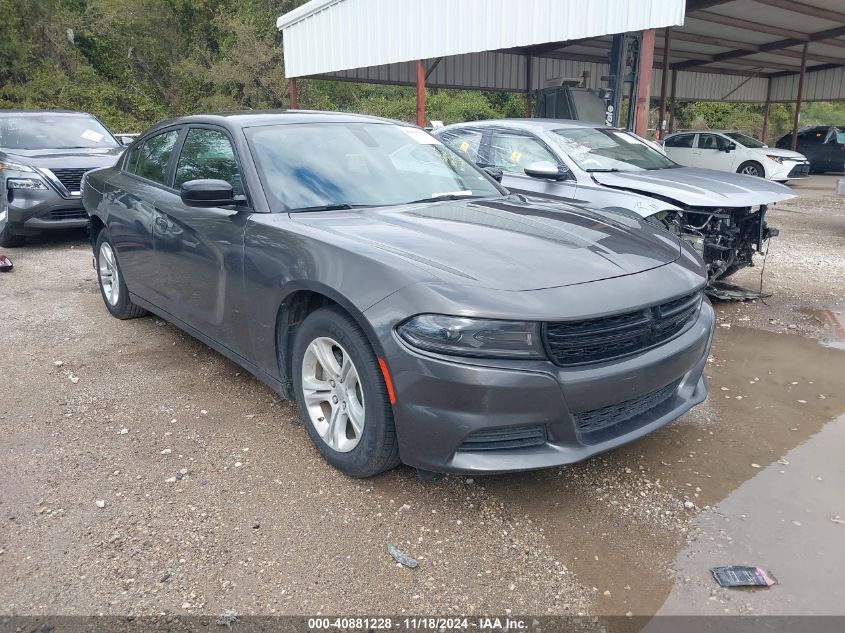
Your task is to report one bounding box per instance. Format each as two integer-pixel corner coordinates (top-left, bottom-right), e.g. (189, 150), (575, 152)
(1, 175), (843, 619)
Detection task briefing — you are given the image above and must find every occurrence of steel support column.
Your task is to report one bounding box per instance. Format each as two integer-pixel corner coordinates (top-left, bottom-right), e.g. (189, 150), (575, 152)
(668, 69), (677, 133)
(657, 28), (672, 139)
(288, 78), (298, 109)
(416, 59), (426, 128)
(634, 29), (656, 137)
(761, 78), (772, 143)
(790, 43), (809, 151)
(524, 55), (533, 118)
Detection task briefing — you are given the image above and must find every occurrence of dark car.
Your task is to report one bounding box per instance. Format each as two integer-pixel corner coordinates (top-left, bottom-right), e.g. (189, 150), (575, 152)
(0, 110), (124, 246)
(83, 111), (714, 477)
(433, 119), (793, 285)
(776, 126), (845, 174)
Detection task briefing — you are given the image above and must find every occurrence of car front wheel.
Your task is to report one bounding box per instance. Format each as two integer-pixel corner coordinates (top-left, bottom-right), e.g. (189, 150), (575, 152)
(292, 307), (400, 477)
(95, 229), (147, 320)
(737, 161), (764, 178)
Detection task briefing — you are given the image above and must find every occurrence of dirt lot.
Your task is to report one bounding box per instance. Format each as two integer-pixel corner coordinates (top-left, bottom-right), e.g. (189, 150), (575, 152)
(1, 175), (844, 621)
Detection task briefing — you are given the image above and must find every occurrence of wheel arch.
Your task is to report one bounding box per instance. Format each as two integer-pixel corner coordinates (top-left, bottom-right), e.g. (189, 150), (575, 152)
(274, 281), (387, 399)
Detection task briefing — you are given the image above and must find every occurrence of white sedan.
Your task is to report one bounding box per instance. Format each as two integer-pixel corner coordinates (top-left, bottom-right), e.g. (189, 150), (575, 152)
(662, 130), (810, 182)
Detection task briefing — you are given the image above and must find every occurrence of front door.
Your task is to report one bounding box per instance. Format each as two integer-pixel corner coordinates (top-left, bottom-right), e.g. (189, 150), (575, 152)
(152, 126), (252, 353)
(485, 129), (581, 202)
(694, 133), (735, 171)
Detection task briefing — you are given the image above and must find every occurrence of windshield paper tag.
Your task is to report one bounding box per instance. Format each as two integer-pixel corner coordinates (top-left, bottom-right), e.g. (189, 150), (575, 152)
(400, 127), (441, 145)
(81, 129), (105, 143)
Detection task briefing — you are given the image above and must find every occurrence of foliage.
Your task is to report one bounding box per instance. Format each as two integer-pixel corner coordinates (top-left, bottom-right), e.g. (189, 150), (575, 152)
(1, 0), (843, 139)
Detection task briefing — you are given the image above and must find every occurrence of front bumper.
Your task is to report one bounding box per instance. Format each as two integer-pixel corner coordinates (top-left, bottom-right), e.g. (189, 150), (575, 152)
(2, 186), (89, 235)
(771, 160), (810, 181)
(385, 300), (714, 474)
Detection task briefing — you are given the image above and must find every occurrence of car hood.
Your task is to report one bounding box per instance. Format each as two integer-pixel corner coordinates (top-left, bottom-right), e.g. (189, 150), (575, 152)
(292, 196), (682, 291)
(1, 146), (124, 169)
(753, 147), (807, 160)
(591, 166), (796, 208)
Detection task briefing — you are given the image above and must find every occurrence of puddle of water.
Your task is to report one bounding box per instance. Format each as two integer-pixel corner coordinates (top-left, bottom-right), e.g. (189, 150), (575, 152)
(655, 412), (845, 617)
(482, 327), (845, 617)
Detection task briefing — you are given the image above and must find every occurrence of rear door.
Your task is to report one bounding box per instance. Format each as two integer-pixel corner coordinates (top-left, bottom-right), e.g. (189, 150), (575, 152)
(105, 127), (182, 301)
(151, 125), (252, 352)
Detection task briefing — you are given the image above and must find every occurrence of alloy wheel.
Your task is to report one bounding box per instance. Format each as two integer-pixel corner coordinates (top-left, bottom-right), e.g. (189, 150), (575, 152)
(741, 165), (760, 176)
(301, 336), (366, 453)
(98, 242), (120, 306)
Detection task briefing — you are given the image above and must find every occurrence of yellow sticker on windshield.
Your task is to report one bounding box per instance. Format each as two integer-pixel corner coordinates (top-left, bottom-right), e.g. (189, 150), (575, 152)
(510, 150), (522, 163)
(459, 141), (469, 152)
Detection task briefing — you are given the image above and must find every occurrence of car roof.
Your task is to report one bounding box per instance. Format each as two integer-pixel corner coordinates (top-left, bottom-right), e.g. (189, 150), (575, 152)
(438, 118), (610, 132)
(0, 109), (97, 117)
(145, 110), (411, 132)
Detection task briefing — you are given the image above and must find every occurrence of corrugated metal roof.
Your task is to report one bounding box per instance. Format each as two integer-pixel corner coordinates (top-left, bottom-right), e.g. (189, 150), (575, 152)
(278, 0), (685, 79)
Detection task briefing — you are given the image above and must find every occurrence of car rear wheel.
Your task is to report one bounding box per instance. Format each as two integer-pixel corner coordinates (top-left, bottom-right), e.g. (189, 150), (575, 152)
(95, 230), (147, 320)
(737, 161), (764, 178)
(292, 307), (400, 477)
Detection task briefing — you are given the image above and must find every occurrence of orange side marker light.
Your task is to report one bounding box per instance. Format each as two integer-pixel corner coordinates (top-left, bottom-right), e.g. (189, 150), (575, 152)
(378, 358), (397, 404)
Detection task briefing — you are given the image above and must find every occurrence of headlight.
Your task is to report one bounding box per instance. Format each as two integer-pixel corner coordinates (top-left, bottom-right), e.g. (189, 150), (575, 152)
(0, 160), (34, 173)
(765, 155), (784, 164)
(397, 314), (546, 359)
(7, 177), (48, 190)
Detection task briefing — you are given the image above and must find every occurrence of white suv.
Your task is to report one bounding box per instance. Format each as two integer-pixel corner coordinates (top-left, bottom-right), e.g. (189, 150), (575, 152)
(662, 130), (810, 182)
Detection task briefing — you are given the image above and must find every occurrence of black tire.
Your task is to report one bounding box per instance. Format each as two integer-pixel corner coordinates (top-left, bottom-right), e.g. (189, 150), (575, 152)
(736, 161), (764, 178)
(0, 223), (24, 247)
(291, 307), (400, 477)
(94, 229), (147, 320)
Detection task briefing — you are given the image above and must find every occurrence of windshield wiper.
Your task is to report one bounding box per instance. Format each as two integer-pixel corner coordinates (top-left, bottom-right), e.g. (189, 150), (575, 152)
(585, 168), (623, 172)
(289, 203), (358, 212)
(404, 192), (483, 204)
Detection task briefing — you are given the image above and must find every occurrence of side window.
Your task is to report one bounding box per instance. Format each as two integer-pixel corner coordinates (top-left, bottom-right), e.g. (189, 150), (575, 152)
(697, 134), (723, 151)
(665, 134), (693, 148)
(134, 130), (180, 184)
(174, 128), (243, 195)
(125, 144), (142, 173)
(487, 132), (557, 173)
(799, 130), (825, 145)
(438, 129), (483, 162)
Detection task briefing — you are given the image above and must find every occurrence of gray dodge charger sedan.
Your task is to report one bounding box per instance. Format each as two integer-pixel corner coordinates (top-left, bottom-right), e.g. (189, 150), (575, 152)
(83, 111), (714, 477)
(1, 110), (124, 246)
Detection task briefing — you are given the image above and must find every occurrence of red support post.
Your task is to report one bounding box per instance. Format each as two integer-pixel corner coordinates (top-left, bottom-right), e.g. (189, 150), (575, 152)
(790, 43), (809, 151)
(416, 60), (426, 127)
(634, 29), (656, 137)
(288, 78), (298, 109)
(524, 55), (533, 118)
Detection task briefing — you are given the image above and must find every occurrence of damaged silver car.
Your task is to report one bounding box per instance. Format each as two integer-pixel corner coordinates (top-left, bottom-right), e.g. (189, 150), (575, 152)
(434, 119), (794, 284)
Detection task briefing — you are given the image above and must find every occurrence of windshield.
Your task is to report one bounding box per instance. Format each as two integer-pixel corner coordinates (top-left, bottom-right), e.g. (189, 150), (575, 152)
(549, 128), (678, 172)
(0, 115), (119, 150)
(724, 132), (765, 148)
(245, 123), (502, 211)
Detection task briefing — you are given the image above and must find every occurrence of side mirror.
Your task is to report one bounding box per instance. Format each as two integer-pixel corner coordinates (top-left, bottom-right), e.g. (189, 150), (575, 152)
(483, 167), (503, 182)
(524, 160), (567, 180)
(117, 135), (135, 146)
(723, 142), (736, 153)
(180, 179), (237, 208)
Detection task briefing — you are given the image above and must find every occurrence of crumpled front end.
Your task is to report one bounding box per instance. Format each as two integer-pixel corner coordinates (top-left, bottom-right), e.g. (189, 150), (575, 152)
(657, 204), (777, 282)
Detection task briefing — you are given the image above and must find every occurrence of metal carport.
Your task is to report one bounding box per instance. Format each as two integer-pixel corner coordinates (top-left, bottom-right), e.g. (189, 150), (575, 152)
(277, 0), (845, 147)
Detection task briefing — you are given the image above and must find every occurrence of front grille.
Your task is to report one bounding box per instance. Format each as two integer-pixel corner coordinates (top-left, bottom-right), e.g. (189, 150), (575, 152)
(49, 209), (88, 221)
(50, 168), (91, 193)
(457, 425), (546, 451)
(573, 379), (681, 441)
(544, 291), (702, 366)
(787, 163), (810, 178)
